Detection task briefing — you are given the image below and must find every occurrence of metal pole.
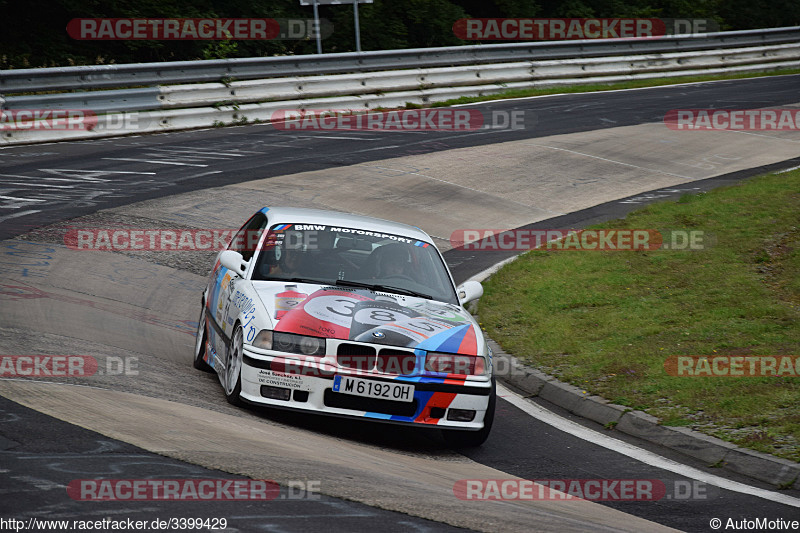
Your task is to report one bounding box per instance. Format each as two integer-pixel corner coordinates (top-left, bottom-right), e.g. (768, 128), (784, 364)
(313, 0), (322, 54)
(353, 1), (362, 52)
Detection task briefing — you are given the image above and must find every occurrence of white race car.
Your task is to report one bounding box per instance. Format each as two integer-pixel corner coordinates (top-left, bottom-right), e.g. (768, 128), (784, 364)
(194, 207), (494, 446)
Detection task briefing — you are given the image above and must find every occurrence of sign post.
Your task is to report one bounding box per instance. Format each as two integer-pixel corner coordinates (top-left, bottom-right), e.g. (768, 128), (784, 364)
(300, 0), (373, 54)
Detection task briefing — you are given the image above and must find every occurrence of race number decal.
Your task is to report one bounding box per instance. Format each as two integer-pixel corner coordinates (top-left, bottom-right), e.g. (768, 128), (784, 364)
(348, 300), (420, 341)
(275, 289), (373, 338)
(304, 295), (360, 327)
(354, 316), (456, 347)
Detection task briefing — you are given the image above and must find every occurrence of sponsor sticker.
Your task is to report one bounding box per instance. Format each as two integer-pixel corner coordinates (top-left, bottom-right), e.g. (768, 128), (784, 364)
(256, 369), (312, 390)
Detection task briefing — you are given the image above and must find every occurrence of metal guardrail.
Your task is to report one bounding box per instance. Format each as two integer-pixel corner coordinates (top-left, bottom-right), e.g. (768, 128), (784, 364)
(7, 42), (797, 115)
(1, 26), (799, 94)
(1, 27), (799, 145)
(3, 88), (162, 113)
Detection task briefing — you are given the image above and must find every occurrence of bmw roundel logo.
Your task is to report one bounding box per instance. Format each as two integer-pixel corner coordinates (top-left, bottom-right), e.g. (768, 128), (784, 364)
(372, 331), (386, 339)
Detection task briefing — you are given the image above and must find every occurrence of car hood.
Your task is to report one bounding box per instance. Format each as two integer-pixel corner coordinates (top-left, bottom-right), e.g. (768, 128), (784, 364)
(253, 282), (481, 355)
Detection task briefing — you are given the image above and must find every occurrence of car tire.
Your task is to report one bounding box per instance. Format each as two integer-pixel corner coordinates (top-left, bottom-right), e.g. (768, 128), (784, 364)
(193, 305), (214, 373)
(224, 325), (244, 406)
(441, 378), (496, 448)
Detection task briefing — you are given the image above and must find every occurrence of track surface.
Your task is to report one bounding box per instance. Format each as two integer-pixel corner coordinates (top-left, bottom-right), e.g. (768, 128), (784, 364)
(1, 75), (799, 532)
(2, 74), (800, 240)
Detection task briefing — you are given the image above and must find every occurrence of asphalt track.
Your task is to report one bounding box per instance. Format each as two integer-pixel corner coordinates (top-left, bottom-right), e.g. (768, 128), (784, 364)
(1, 75), (799, 532)
(2, 73), (800, 241)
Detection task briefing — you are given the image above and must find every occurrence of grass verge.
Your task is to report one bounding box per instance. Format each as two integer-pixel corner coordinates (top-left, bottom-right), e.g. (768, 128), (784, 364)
(478, 169), (800, 462)
(431, 67), (800, 107)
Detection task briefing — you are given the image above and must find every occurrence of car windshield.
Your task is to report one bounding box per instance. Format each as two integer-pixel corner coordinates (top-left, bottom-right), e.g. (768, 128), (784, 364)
(252, 223), (458, 304)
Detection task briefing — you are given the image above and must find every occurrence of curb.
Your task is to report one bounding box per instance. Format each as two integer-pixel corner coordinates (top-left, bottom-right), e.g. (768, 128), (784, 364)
(488, 338), (799, 489)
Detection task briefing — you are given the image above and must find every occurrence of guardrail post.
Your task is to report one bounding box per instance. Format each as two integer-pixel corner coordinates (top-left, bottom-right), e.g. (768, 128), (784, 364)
(354, 1), (362, 52)
(313, 0), (322, 54)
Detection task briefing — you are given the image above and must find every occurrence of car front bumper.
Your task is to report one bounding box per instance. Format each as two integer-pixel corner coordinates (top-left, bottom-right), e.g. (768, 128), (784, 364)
(239, 349), (493, 430)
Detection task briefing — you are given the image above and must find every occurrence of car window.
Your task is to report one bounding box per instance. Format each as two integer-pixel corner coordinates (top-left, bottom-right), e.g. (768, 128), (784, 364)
(230, 213), (268, 262)
(252, 223), (457, 303)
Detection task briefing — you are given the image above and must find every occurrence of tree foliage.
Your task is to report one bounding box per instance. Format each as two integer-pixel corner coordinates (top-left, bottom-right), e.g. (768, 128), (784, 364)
(0, 0), (795, 68)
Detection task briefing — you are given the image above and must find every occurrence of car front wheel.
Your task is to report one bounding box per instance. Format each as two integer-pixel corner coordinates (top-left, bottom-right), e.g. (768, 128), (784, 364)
(193, 305), (213, 373)
(224, 325), (244, 406)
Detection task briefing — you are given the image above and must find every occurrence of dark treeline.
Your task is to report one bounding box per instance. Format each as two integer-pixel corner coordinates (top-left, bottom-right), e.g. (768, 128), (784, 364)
(1, 0), (797, 69)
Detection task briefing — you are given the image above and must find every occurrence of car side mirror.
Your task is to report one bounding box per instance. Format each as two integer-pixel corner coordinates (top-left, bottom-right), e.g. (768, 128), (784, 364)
(220, 250), (248, 278)
(456, 280), (483, 305)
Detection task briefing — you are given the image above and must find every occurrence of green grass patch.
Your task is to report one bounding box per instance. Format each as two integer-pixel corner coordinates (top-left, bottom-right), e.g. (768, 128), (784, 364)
(479, 169), (800, 461)
(431, 68), (800, 107)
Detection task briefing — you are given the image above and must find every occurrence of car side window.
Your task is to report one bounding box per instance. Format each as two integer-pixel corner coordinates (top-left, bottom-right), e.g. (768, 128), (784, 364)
(230, 213), (268, 262)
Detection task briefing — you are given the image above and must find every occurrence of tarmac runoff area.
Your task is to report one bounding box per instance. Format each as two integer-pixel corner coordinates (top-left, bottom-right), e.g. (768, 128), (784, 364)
(1, 117), (799, 530)
(78, 120), (800, 252)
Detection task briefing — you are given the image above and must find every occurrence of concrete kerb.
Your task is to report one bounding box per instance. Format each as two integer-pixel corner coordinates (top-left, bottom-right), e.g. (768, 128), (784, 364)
(468, 261), (800, 489)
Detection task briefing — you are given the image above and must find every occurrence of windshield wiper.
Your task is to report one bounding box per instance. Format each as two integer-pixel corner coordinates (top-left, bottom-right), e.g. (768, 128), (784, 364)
(271, 276), (332, 285)
(334, 279), (432, 300)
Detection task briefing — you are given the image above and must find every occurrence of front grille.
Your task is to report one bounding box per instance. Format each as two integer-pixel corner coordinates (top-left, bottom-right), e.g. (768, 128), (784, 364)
(324, 389), (418, 417)
(337, 343), (376, 371)
(377, 349), (417, 375)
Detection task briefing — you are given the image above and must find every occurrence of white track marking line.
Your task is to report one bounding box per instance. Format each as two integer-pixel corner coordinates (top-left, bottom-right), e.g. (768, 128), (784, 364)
(777, 165), (800, 173)
(42, 169), (156, 175)
(0, 210), (41, 223)
(497, 382), (800, 508)
(102, 158), (208, 167)
(291, 135), (379, 141)
(526, 143), (695, 180)
(144, 148), (255, 157)
(362, 165), (561, 215)
(0, 182), (78, 189)
(356, 145), (400, 152)
(0, 196), (46, 202)
(727, 130), (800, 143)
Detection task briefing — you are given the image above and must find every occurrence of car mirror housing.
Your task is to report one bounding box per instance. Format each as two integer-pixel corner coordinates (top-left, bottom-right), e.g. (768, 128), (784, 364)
(220, 250), (248, 278)
(456, 280), (483, 305)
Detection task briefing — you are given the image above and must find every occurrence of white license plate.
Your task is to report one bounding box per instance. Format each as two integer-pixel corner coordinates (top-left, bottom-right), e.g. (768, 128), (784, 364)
(333, 375), (414, 403)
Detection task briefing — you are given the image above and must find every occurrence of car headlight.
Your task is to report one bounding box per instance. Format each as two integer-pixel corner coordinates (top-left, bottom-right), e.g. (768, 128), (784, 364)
(425, 352), (487, 376)
(252, 330), (325, 356)
(252, 330), (273, 350)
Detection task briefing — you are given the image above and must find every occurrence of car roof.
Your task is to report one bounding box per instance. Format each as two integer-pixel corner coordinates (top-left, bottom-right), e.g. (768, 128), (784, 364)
(258, 207), (432, 242)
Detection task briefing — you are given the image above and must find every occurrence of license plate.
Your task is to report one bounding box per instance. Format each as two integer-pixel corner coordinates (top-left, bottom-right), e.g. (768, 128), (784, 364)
(333, 375), (414, 403)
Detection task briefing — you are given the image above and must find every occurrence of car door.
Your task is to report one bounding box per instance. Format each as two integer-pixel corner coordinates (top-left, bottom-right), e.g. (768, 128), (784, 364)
(219, 213), (269, 346)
